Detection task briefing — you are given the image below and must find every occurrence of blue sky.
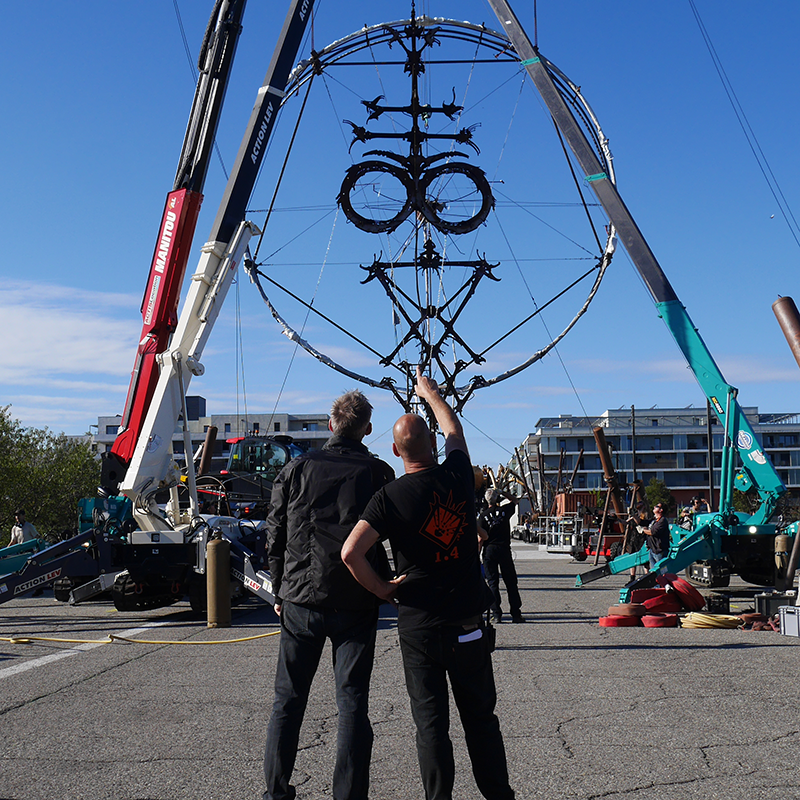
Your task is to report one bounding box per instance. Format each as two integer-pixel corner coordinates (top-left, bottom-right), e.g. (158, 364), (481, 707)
(3, 1), (800, 470)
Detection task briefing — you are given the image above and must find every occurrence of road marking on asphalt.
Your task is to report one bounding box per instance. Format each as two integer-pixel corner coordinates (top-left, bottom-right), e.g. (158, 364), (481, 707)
(511, 543), (571, 561)
(0, 621), (171, 679)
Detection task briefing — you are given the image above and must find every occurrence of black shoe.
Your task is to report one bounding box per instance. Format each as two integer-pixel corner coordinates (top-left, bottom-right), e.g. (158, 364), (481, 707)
(489, 613), (502, 624)
(511, 614), (525, 623)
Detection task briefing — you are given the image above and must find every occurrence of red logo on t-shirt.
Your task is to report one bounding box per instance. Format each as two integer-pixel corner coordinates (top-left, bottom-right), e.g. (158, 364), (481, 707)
(420, 491), (465, 550)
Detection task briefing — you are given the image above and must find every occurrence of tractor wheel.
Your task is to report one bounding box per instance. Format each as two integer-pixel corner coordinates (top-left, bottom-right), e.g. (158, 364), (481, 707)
(607, 542), (622, 563)
(53, 578), (75, 603)
(53, 576), (94, 603)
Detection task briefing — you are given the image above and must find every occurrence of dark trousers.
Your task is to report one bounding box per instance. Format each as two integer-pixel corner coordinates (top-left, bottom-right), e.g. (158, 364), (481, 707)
(398, 624), (515, 800)
(263, 601), (378, 800)
(483, 544), (522, 617)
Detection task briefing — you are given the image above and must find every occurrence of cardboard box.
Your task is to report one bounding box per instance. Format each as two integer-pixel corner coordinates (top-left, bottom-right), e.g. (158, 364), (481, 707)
(779, 606), (800, 638)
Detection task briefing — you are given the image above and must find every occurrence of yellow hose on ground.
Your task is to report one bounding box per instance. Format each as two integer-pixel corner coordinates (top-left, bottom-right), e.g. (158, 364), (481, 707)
(681, 612), (743, 629)
(0, 630), (280, 646)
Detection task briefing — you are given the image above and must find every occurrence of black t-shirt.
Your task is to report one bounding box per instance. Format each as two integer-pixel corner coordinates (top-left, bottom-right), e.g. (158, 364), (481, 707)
(479, 503), (515, 547)
(648, 515), (670, 554)
(360, 449), (493, 629)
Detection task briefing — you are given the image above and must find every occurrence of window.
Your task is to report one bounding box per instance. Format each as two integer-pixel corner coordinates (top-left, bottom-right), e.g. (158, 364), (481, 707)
(274, 422), (281, 432)
(302, 422), (318, 432)
(253, 422), (260, 433)
(651, 419), (659, 427)
(105, 425), (119, 436)
(224, 423), (231, 434)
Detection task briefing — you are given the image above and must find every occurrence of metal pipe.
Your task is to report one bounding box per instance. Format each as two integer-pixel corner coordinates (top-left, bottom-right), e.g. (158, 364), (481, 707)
(174, 353), (199, 520)
(719, 391), (732, 513)
(785, 527), (800, 591)
(198, 425), (218, 477)
(706, 399), (715, 511)
(555, 449), (565, 494)
(537, 445), (546, 513)
(593, 487), (613, 567)
(592, 426), (624, 516)
(568, 448), (584, 489)
(772, 295), (800, 587)
(773, 296), (800, 369)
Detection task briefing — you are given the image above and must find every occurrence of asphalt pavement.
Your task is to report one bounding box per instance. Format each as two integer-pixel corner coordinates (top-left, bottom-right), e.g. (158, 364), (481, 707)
(2, 542), (799, 800)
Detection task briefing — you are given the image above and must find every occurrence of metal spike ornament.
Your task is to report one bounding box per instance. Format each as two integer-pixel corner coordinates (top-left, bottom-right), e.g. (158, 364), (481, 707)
(337, 8), (494, 236)
(337, 6), (498, 414)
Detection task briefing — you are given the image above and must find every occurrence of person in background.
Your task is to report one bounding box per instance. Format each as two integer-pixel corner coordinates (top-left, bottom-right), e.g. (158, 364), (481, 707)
(479, 489), (524, 624)
(10, 509), (44, 595)
(262, 390), (395, 800)
(9, 509), (38, 545)
(642, 502), (670, 569)
(678, 506), (694, 531)
(342, 366), (515, 800)
(691, 496), (710, 515)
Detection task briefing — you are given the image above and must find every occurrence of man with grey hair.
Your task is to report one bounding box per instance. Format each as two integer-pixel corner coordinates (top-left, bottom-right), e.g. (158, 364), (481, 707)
(342, 368), (515, 800)
(263, 390), (394, 800)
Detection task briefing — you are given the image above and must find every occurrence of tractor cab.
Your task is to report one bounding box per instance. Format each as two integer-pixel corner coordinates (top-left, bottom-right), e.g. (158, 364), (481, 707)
(224, 435), (304, 482)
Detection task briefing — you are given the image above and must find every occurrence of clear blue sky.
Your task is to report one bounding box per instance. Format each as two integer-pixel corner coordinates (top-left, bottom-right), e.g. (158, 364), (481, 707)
(2, 1), (800, 470)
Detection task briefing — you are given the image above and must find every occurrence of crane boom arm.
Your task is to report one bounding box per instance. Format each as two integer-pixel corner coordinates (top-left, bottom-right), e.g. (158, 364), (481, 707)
(120, 220), (258, 528)
(119, 0), (316, 529)
(485, 0), (784, 520)
(104, 0), (248, 491)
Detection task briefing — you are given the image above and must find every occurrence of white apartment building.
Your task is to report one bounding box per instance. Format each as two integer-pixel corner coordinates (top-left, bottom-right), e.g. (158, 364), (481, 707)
(515, 406), (800, 509)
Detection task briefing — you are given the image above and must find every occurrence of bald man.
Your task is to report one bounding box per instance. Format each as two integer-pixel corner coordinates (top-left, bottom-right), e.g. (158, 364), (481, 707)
(342, 368), (515, 800)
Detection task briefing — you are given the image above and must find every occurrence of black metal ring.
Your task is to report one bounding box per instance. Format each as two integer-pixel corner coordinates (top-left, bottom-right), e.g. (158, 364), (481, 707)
(337, 160), (414, 233)
(419, 162), (494, 235)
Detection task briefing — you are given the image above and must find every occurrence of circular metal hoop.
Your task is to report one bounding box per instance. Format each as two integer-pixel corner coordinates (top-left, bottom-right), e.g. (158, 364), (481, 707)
(419, 162), (495, 235)
(339, 159), (495, 235)
(255, 17), (618, 409)
(337, 160), (414, 234)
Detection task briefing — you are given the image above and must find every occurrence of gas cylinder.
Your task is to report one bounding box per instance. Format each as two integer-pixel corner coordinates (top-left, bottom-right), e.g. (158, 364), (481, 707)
(206, 536), (231, 628)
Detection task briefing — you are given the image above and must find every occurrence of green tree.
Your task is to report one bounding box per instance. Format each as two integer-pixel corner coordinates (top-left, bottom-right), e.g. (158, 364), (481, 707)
(0, 406), (100, 546)
(644, 477), (674, 514)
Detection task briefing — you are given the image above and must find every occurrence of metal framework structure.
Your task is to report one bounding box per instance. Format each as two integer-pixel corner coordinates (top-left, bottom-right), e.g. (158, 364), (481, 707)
(247, 9), (617, 416)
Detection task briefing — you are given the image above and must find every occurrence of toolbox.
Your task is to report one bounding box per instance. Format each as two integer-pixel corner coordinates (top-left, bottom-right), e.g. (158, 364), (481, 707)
(755, 591), (795, 617)
(779, 606), (800, 638)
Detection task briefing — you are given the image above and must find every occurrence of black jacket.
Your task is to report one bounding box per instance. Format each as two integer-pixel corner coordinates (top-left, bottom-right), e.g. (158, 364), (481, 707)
(266, 435), (395, 609)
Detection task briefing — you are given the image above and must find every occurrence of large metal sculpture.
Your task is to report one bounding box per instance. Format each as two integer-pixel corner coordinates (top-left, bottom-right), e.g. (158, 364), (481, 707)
(246, 6), (616, 419)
